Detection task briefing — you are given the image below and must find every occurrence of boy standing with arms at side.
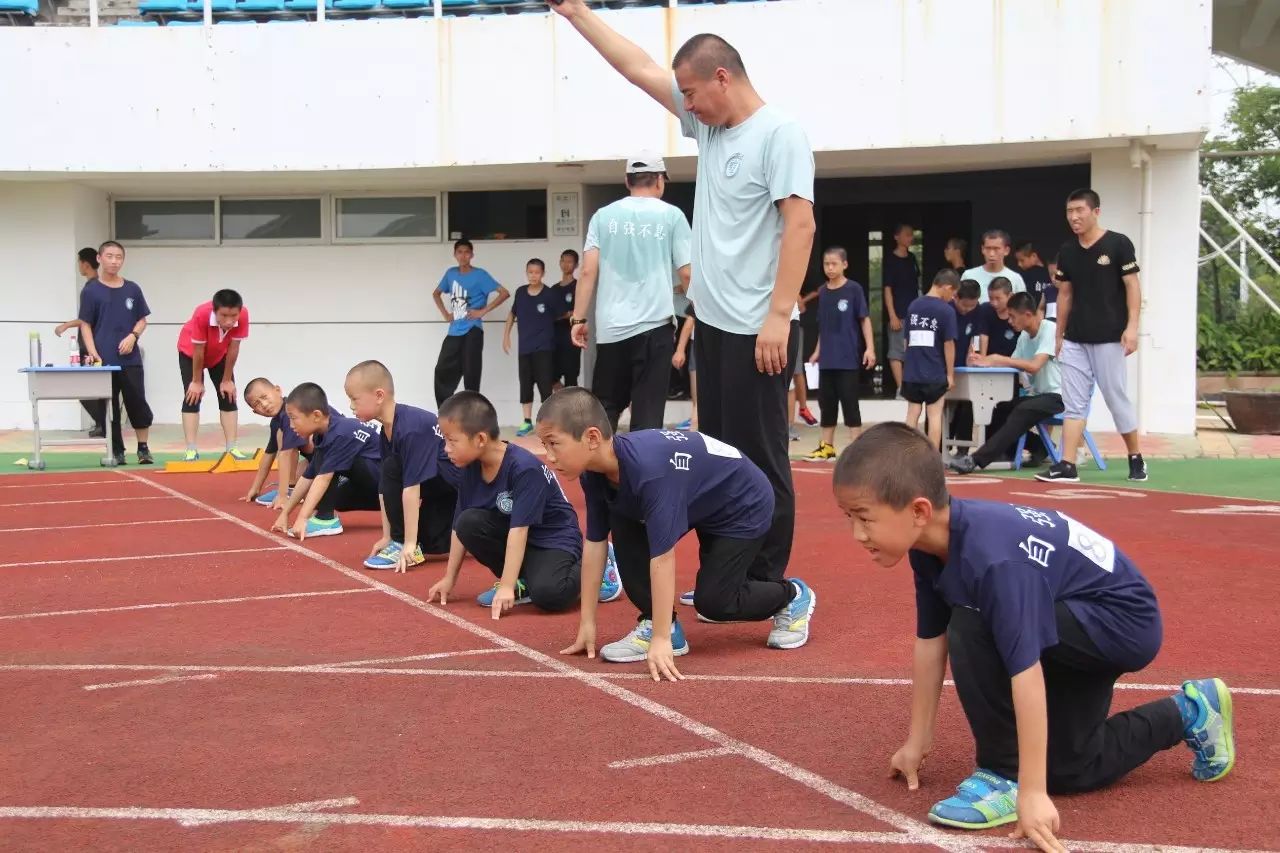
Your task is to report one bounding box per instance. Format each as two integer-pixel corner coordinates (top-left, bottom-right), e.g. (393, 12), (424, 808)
(903, 270), (959, 451)
(504, 259), (560, 437)
(178, 288), (251, 462)
(805, 247), (875, 460)
(883, 223), (920, 398)
(833, 423), (1234, 850)
(553, 249), (582, 389)
(433, 239), (510, 406)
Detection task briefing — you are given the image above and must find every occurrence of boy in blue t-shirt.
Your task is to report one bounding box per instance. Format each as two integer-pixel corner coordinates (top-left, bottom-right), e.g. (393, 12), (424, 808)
(832, 423), (1234, 845)
(344, 361), (460, 573)
(240, 377), (336, 510)
(426, 392), (612, 618)
(947, 280), (983, 448)
(552, 249), (582, 389)
(805, 247), (875, 461)
(271, 383), (382, 541)
(431, 239), (510, 406)
(503, 258), (559, 437)
(535, 388), (817, 682)
(974, 277), (1019, 359)
(903, 269), (960, 450)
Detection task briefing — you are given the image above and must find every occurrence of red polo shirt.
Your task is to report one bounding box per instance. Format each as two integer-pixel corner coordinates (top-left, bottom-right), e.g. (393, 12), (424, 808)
(178, 301), (250, 366)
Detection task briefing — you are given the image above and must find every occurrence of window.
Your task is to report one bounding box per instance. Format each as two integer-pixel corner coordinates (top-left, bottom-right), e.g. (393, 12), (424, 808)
(113, 200), (215, 242)
(221, 198), (323, 241)
(336, 196), (438, 241)
(447, 190), (547, 241)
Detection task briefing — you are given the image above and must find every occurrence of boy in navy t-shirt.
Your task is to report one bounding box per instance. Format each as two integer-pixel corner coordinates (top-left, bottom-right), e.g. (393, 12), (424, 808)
(975, 277), (1019, 358)
(1039, 254), (1061, 322)
(805, 247), (875, 461)
(431, 239), (510, 406)
(344, 361), (459, 573)
(948, 280), (983, 448)
(271, 383), (382, 540)
(426, 392), (602, 617)
(552, 249), (582, 389)
(536, 388), (817, 682)
(1015, 242), (1055, 312)
(504, 258), (559, 437)
(903, 269), (960, 450)
(833, 424), (1234, 844)
(241, 377), (338, 510)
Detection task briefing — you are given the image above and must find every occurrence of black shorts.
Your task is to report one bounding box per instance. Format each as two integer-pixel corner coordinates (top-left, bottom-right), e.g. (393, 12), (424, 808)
(179, 352), (238, 414)
(901, 381), (948, 405)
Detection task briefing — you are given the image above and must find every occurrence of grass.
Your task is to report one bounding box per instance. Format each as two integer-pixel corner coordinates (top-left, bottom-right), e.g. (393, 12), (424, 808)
(0, 451), (193, 475)
(990, 457), (1280, 502)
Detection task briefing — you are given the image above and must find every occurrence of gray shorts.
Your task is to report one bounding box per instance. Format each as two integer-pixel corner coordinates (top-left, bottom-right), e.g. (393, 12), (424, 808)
(887, 326), (907, 362)
(1059, 340), (1137, 434)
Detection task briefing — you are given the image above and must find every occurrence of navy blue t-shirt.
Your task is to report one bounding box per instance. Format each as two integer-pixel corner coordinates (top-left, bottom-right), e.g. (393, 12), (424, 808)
(437, 266), (501, 337)
(580, 430), (774, 557)
(553, 279), (577, 349)
(512, 285), (558, 355)
(903, 295), (958, 384)
(882, 251), (920, 322)
(817, 280), (868, 371)
(974, 303), (1019, 358)
(77, 279), (150, 367)
(304, 414), (382, 478)
(909, 498), (1162, 676)
(455, 443), (581, 558)
(380, 403), (445, 487)
(267, 405), (341, 456)
(954, 304), (979, 364)
(1022, 264), (1053, 309)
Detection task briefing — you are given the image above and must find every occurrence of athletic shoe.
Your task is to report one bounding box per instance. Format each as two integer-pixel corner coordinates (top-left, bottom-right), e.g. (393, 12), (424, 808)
(788, 426), (800, 442)
(1035, 461), (1079, 483)
(1027, 451), (1049, 468)
(88, 424), (106, 438)
(183, 449), (200, 462)
(797, 406), (818, 426)
(679, 589), (695, 606)
(228, 447), (252, 462)
(476, 579), (532, 608)
(949, 455), (978, 475)
(805, 442), (836, 461)
(363, 541), (404, 570)
(299, 516), (343, 538)
(598, 542), (622, 602)
(111, 453), (127, 467)
(1128, 454), (1149, 482)
(767, 579), (815, 649)
(136, 446), (154, 465)
(1179, 678), (1235, 782)
(255, 485), (280, 506)
(675, 418), (693, 431)
(927, 769), (1019, 830)
(515, 420), (534, 437)
(600, 618), (690, 663)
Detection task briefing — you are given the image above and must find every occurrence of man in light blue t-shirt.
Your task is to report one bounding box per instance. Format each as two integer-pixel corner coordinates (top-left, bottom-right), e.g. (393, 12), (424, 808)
(432, 239), (510, 406)
(963, 229), (1027, 304)
(571, 152), (692, 431)
(552, 3), (817, 619)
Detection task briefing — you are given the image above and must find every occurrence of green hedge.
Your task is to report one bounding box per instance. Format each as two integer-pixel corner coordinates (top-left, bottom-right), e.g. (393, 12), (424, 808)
(1198, 308), (1280, 373)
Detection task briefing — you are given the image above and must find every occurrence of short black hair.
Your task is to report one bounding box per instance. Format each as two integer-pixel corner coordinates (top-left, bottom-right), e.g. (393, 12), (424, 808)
(672, 33), (747, 79)
(285, 382), (329, 416)
(1067, 188), (1101, 209)
(561, 249), (580, 264)
(932, 268), (960, 289)
(243, 376), (273, 401)
(347, 359), (394, 395)
(1015, 241), (1039, 258)
(98, 240), (125, 255)
(946, 236), (968, 256)
(980, 229), (1011, 248)
(535, 387), (613, 440)
(212, 289), (243, 310)
(823, 246), (849, 262)
(957, 280), (982, 301)
(1007, 292), (1036, 314)
(439, 391), (500, 440)
(77, 247), (99, 270)
(988, 276), (1013, 294)
(625, 172), (664, 190)
(527, 258), (546, 272)
(893, 223), (914, 238)
(833, 422), (949, 511)
(454, 238), (474, 252)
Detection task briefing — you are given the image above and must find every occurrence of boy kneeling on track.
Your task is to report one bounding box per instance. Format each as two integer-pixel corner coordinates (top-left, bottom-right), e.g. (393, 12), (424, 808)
(537, 387), (816, 682)
(240, 377), (334, 510)
(833, 422), (1235, 851)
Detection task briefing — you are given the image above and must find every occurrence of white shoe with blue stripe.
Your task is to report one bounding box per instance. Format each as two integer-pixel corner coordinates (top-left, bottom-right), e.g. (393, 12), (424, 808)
(363, 541), (403, 570)
(766, 579), (815, 649)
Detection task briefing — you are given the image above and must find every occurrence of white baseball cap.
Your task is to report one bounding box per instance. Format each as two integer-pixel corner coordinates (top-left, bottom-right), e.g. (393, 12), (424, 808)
(625, 151), (667, 174)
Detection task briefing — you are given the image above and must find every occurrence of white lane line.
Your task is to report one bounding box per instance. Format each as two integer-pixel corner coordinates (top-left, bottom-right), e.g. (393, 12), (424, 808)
(0, 547), (287, 569)
(0, 479), (127, 490)
(177, 797), (360, 826)
(0, 496), (177, 507)
(608, 746), (735, 769)
(0, 518), (223, 534)
(323, 649), (514, 668)
(0, 588), (374, 621)
(83, 673), (220, 692)
(122, 473), (969, 852)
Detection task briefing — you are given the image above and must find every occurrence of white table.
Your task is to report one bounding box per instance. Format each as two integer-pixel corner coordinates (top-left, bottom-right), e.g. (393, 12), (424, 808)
(18, 366), (120, 470)
(945, 366), (1019, 455)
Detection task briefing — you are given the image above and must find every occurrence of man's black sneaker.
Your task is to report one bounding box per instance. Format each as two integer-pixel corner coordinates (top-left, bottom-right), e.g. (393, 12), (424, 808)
(1035, 461), (1079, 483)
(112, 454), (127, 467)
(949, 455), (978, 475)
(137, 446), (154, 465)
(1128, 454), (1148, 482)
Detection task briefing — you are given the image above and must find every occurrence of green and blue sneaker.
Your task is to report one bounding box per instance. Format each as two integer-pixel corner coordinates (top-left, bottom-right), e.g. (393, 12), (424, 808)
(600, 618), (689, 664)
(928, 769), (1019, 830)
(1177, 678), (1236, 782)
(228, 447), (253, 462)
(515, 420), (535, 437)
(363, 541), (403, 570)
(766, 579), (815, 649)
(476, 579), (532, 608)
(289, 516), (343, 538)
(183, 449), (200, 462)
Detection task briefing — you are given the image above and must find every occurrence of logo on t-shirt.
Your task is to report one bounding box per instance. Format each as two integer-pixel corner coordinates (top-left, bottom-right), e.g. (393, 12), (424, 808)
(725, 152), (744, 178)
(1019, 535), (1055, 568)
(125, 297), (135, 310)
(837, 299), (849, 312)
(1004, 330), (1015, 340)
(536, 303), (546, 314)
(1097, 255), (1111, 266)
(565, 294), (573, 304)
(669, 452), (692, 471)
(449, 281), (469, 320)
(496, 490), (513, 514)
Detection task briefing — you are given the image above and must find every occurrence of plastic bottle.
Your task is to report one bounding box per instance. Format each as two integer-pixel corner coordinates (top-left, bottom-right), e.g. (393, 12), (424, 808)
(28, 332), (41, 367)
(68, 330), (81, 366)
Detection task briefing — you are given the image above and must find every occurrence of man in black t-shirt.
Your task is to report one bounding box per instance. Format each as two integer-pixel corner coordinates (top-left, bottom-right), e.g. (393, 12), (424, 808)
(882, 223), (920, 396)
(1037, 188), (1147, 484)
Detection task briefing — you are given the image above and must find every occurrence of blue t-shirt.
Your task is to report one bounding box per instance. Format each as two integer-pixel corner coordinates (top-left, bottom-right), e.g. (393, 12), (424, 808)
(974, 303), (1018, 358)
(77, 279), (150, 367)
(1041, 282), (1060, 320)
(816, 280), (868, 371)
(304, 414), (382, 478)
(903, 295), (958, 384)
(267, 405), (341, 456)
(954, 304), (979, 363)
(1023, 265), (1054, 309)
(380, 403), (446, 487)
(910, 498), (1162, 676)
(580, 430), (774, 557)
(552, 279), (577, 349)
(455, 443), (581, 558)
(512, 285), (558, 356)
(882, 251), (920, 323)
(437, 266), (501, 336)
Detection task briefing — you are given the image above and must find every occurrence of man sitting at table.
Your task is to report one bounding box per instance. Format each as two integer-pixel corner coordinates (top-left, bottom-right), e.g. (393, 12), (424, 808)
(950, 293), (1061, 473)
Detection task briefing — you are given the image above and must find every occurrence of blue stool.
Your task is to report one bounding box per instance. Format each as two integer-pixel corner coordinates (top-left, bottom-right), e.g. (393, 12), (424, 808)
(1014, 414), (1106, 471)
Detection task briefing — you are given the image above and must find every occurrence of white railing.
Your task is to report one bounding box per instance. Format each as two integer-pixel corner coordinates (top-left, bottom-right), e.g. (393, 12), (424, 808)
(1199, 192), (1280, 317)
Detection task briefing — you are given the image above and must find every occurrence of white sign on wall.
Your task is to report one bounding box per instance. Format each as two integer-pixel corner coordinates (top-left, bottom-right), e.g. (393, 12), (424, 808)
(552, 191), (579, 237)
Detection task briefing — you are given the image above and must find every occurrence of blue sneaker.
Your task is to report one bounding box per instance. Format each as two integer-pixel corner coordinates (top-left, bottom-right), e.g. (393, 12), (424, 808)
(600, 619), (690, 663)
(928, 769), (1019, 830)
(766, 579), (815, 649)
(675, 418), (693, 431)
(515, 419), (534, 437)
(476, 580), (532, 608)
(679, 589), (695, 606)
(291, 516), (343, 538)
(255, 484), (279, 506)
(363, 541), (403, 570)
(598, 542), (622, 602)
(1180, 678), (1236, 782)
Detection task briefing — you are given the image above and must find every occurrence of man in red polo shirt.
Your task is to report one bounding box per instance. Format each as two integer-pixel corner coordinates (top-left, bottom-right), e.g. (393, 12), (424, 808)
(180, 289), (250, 461)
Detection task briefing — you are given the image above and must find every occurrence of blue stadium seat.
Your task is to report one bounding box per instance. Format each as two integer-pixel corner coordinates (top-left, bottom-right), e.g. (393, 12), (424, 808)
(186, 0), (236, 10)
(218, 16), (258, 21)
(333, 0), (379, 10)
(139, 0), (189, 12)
(266, 15), (307, 19)
(282, 0), (334, 10)
(0, 0), (38, 13)
(237, 0), (285, 12)
(382, 0), (430, 9)
(115, 16), (162, 23)
(166, 17), (206, 23)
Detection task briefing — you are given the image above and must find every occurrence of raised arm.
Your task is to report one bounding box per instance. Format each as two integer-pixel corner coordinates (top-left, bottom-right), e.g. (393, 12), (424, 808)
(549, 0), (678, 115)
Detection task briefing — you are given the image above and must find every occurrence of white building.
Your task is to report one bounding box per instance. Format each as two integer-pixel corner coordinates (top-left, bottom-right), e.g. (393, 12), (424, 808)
(0, 0), (1258, 435)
